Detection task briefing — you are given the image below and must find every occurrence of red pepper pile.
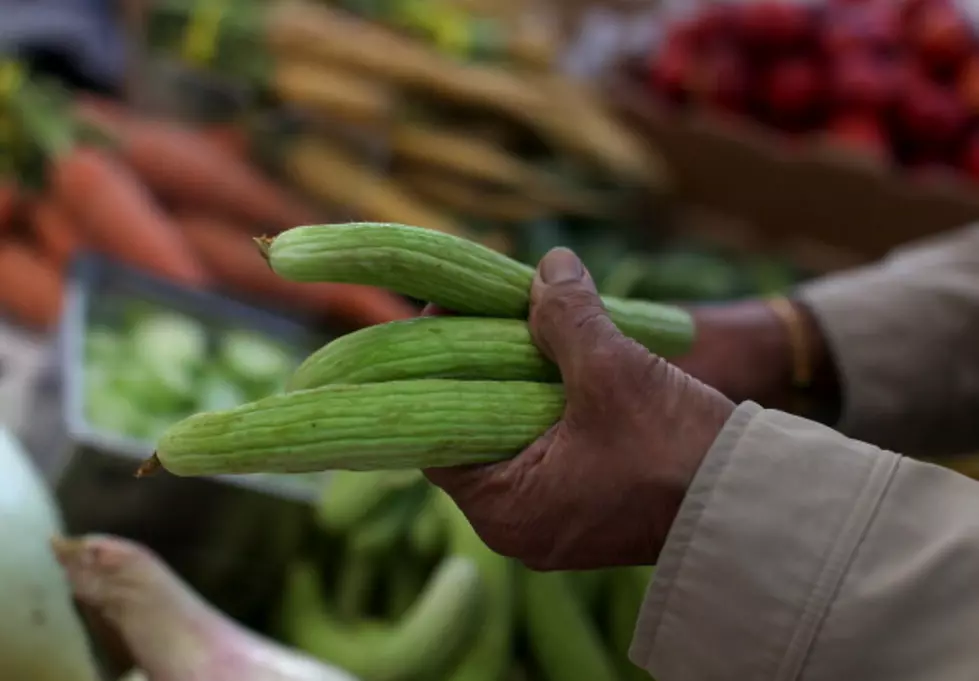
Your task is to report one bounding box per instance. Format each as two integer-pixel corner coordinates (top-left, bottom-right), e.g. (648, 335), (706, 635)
(646, 0), (979, 179)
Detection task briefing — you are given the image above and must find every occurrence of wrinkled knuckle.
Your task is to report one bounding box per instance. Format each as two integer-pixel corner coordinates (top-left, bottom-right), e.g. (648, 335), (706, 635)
(609, 356), (663, 402)
(637, 353), (673, 387)
(569, 306), (609, 340)
(563, 287), (605, 316)
(576, 337), (633, 386)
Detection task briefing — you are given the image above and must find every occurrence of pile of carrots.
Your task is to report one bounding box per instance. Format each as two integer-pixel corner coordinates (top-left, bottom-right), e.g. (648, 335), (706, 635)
(0, 94), (418, 333)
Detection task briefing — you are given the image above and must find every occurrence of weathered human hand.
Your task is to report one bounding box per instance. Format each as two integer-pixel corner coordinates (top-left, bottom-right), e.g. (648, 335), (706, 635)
(423, 247), (735, 571)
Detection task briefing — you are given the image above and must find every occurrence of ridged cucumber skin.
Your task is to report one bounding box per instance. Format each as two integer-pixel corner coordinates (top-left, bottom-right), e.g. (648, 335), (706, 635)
(602, 297), (694, 358)
(523, 569), (621, 681)
(265, 223), (534, 316)
(436, 490), (515, 681)
(265, 223), (695, 357)
(288, 317), (559, 392)
(281, 556), (485, 681)
(156, 380), (565, 476)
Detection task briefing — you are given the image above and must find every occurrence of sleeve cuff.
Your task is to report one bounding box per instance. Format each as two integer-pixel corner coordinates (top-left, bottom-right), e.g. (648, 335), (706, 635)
(629, 402), (900, 681)
(796, 224), (979, 453)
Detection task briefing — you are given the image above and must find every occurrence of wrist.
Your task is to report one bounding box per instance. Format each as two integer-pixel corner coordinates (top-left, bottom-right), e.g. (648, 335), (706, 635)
(789, 298), (842, 420)
(763, 296), (841, 419)
(686, 300), (796, 406)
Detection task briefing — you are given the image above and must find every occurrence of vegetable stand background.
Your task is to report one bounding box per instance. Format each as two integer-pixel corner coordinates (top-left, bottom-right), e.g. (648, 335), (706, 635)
(0, 0), (122, 434)
(4, 2), (970, 680)
(0, 0), (126, 93)
(0, 318), (47, 435)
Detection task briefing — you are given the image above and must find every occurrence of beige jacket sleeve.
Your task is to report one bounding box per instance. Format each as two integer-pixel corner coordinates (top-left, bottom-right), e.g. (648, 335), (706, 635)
(628, 225), (979, 680)
(799, 223), (979, 456)
(629, 404), (979, 681)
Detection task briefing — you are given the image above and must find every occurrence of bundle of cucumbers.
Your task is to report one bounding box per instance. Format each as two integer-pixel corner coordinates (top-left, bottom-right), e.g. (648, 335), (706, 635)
(148, 221), (694, 478)
(279, 468), (655, 681)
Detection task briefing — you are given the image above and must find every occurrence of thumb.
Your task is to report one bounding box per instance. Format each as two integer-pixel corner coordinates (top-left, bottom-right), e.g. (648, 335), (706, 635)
(529, 248), (620, 390)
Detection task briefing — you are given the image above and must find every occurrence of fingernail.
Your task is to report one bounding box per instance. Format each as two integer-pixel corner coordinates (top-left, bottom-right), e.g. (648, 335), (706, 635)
(539, 248), (583, 284)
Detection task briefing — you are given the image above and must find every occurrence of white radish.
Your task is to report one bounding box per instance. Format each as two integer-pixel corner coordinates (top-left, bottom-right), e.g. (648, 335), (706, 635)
(53, 534), (359, 681)
(0, 427), (101, 681)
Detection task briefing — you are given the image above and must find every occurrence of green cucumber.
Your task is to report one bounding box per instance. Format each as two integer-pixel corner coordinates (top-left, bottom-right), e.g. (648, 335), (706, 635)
(348, 481), (430, 556)
(281, 556), (484, 681)
(607, 566), (655, 681)
(288, 317), (558, 391)
(154, 380), (565, 476)
(436, 490), (515, 681)
(335, 544), (376, 621)
(568, 570), (608, 618)
(408, 492), (446, 559)
(523, 569), (620, 681)
(259, 223), (695, 357)
(385, 555), (429, 620)
(317, 470), (425, 533)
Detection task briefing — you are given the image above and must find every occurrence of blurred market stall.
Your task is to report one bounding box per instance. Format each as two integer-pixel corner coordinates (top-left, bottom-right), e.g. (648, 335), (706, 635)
(9, 1), (979, 680)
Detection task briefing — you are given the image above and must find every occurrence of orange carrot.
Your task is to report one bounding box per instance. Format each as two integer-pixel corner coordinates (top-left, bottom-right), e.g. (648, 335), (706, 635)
(122, 122), (319, 231)
(175, 211), (417, 328)
(76, 96), (250, 160)
(75, 93), (249, 158)
(50, 146), (210, 287)
(0, 240), (64, 329)
(31, 199), (85, 270)
(74, 102), (318, 232)
(200, 123), (250, 159)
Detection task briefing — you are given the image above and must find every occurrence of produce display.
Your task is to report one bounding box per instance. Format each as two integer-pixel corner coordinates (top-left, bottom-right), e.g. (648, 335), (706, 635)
(144, 222), (695, 478)
(0, 62), (416, 332)
(644, 0), (979, 181)
(138, 0), (671, 233)
(51, 525), (652, 681)
(333, 0), (561, 67)
(83, 298), (300, 445)
(0, 28), (681, 335)
(275, 472), (655, 681)
(0, 20), (795, 337)
(55, 534), (359, 681)
(12, 4), (979, 681)
(47, 479), (655, 681)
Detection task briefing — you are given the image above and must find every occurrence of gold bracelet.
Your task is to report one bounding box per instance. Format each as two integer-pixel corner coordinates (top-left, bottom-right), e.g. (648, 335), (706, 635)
(764, 296), (813, 390)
